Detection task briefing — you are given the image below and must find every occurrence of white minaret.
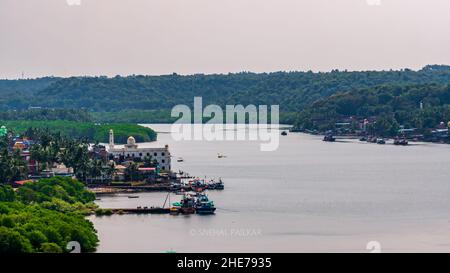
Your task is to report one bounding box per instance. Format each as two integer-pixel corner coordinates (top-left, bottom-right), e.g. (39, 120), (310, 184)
(109, 129), (115, 150)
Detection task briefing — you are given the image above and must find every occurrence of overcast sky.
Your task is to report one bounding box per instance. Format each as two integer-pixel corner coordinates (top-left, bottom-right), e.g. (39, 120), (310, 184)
(0, 0), (449, 79)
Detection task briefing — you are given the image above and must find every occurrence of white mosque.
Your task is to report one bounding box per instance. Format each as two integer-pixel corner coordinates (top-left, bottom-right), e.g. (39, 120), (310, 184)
(107, 129), (171, 171)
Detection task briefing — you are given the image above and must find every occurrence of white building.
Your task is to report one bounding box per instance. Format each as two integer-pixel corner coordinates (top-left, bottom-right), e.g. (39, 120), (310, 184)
(108, 129), (171, 171)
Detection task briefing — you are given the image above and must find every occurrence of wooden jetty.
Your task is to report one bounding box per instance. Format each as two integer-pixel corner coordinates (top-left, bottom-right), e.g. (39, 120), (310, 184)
(109, 207), (170, 214)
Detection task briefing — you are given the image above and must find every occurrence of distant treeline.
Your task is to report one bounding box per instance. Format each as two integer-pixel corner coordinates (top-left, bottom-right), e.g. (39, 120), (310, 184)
(0, 120), (157, 144)
(0, 109), (91, 122)
(294, 83), (450, 136)
(92, 109), (298, 124)
(1, 66), (450, 124)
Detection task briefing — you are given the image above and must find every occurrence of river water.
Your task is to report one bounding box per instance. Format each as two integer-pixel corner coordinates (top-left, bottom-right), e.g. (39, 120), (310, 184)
(90, 124), (450, 252)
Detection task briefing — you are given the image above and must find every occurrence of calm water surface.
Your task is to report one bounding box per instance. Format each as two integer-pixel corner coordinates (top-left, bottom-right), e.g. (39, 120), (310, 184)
(90, 124), (450, 252)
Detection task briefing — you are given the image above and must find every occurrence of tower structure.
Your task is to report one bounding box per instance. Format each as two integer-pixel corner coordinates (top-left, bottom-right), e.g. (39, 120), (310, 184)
(109, 129), (115, 150)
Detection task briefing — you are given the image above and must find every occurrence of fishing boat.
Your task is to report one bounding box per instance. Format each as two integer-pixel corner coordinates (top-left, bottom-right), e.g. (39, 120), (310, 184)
(128, 195), (139, 199)
(376, 138), (386, 144)
(170, 202), (181, 215)
(323, 134), (336, 142)
(281, 131), (288, 136)
(359, 136), (367, 141)
(208, 178), (224, 190)
(179, 193), (196, 214)
(217, 153), (227, 158)
(177, 157), (184, 162)
(215, 179), (224, 190)
(367, 136), (378, 143)
(195, 194), (216, 215)
(394, 138), (408, 146)
(189, 178), (207, 192)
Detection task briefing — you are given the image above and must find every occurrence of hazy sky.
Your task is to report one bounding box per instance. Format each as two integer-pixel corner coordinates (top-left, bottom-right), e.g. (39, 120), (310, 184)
(1, 0), (449, 79)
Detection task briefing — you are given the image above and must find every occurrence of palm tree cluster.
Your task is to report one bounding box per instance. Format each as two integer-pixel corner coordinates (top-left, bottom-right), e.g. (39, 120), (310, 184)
(0, 128), (116, 185)
(0, 137), (27, 185)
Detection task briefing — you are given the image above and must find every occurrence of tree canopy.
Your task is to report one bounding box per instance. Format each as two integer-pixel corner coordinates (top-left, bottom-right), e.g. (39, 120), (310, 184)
(0, 177), (99, 253)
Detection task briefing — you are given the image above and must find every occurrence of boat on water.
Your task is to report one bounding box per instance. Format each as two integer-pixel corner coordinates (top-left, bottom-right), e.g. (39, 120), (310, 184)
(394, 138), (408, 146)
(217, 153), (227, 158)
(208, 178), (224, 190)
(323, 135), (336, 142)
(359, 136), (368, 141)
(367, 136), (378, 143)
(177, 157), (184, 162)
(281, 131), (288, 136)
(170, 202), (181, 215)
(195, 194), (216, 215)
(128, 195), (139, 199)
(170, 192), (217, 215)
(189, 178), (207, 192)
(376, 138), (386, 144)
(179, 193), (196, 214)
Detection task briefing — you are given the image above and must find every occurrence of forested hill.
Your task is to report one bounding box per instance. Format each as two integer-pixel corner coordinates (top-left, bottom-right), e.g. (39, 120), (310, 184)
(294, 83), (450, 136)
(1, 66), (450, 115)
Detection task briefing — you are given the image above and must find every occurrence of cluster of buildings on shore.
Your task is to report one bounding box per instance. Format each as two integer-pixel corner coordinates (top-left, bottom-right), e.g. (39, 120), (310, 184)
(104, 129), (172, 182)
(3, 126), (172, 185)
(317, 116), (450, 142)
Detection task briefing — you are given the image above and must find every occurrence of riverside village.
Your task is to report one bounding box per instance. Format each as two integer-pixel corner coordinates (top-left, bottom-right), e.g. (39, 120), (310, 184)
(0, 125), (223, 216)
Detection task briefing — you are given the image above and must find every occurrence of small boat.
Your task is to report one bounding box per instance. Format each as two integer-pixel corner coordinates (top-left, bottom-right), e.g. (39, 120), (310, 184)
(217, 153), (227, 158)
(281, 131), (288, 136)
(367, 136), (378, 143)
(170, 202), (181, 215)
(394, 138), (408, 146)
(128, 195), (139, 199)
(359, 136), (367, 141)
(376, 138), (386, 145)
(177, 157), (184, 162)
(208, 178), (224, 190)
(323, 135), (336, 142)
(195, 194), (216, 215)
(189, 179), (207, 192)
(215, 179), (224, 190)
(179, 194), (196, 214)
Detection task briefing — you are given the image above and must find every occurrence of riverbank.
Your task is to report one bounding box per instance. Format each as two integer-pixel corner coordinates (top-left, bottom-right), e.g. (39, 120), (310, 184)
(291, 129), (450, 145)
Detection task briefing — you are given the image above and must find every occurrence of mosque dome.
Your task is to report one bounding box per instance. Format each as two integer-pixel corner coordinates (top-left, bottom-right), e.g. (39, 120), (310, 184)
(127, 136), (136, 146)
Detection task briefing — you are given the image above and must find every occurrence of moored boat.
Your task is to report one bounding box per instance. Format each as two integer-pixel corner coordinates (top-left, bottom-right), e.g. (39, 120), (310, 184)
(208, 178), (224, 190)
(170, 202), (181, 215)
(394, 138), (408, 146)
(179, 193), (196, 214)
(323, 134), (336, 142)
(195, 194), (216, 215)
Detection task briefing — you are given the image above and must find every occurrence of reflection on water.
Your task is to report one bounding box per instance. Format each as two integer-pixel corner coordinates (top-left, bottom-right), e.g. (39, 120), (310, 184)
(90, 124), (450, 252)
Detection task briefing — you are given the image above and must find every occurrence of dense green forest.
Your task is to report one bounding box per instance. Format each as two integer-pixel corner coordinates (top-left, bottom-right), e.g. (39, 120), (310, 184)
(1, 66), (450, 123)
(0, 177), (98, 253)
(0, 120), (157, 143)
(0, 108), (92, 122)
(294, 83), (450, 136)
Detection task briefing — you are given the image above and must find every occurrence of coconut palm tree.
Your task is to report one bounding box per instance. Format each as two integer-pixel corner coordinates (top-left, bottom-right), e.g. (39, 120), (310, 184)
(125, 162), (140, 182)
